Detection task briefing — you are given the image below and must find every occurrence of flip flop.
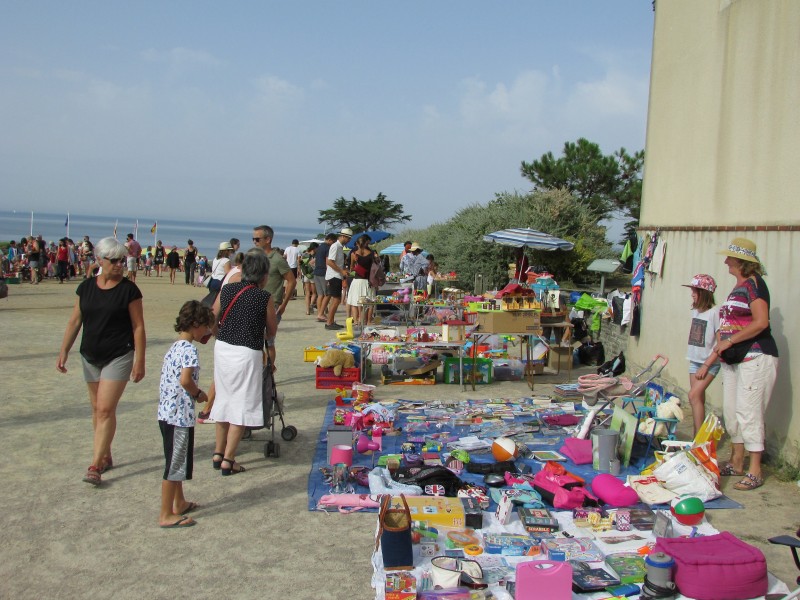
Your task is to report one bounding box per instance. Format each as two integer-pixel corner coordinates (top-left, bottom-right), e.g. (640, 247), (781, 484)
(733, 473), (764, 491)
(719, 463), (744, 476)
(160, 516), (196, 529)
(178, 502), (199, 515)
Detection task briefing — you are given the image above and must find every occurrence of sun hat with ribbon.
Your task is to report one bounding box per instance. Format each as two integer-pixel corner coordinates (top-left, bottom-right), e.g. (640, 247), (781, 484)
(338, 227), (353, 238)
(718, 237), (760, 263)
(682, 274), (717, 293)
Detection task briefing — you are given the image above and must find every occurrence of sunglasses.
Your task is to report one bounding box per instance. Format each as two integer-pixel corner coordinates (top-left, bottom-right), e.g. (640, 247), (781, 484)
(252, 237), (263, 242)
(104, 257), (123, 264)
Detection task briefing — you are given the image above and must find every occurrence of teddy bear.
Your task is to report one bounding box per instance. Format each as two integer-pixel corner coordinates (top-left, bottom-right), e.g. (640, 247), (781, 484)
(317, 348), (355, 376)
(637, 395), (684, 438)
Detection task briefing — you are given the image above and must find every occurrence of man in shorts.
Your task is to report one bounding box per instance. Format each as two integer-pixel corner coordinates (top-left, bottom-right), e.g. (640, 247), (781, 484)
(314, 233), (337, 322)
(125, 233), (142, 282)
(324, 228), (353, 330)
(80, 236), (94, 278)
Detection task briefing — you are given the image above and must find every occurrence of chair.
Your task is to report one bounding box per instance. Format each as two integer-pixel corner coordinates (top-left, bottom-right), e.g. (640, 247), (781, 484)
(625, 383), (682, 462)
(769, 529), (800, 599)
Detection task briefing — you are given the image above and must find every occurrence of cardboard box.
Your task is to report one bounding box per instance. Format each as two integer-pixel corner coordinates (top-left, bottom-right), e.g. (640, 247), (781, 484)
(384, 571), (416, 600)
(547, 346), (573, 371)
(403, 496), (466, 529)
(460, 497), (484, 529)
(475, 310), (541, 333)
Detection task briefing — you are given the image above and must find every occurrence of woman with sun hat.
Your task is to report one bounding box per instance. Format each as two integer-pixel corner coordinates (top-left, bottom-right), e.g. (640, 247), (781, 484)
(713, 238), (779, 491)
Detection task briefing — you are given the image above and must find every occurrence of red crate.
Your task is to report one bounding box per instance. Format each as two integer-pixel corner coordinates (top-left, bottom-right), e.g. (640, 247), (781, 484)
(315, 367), (361, 389)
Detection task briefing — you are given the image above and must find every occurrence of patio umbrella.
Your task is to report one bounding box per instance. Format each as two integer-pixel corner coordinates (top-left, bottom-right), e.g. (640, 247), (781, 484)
(482, 227), (574, 251)
(379, 243), (407, 255)
(344, 230), (391, 250)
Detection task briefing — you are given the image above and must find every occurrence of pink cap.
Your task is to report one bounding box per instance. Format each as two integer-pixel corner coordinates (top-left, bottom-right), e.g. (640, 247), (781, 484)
(682, 274), (716, 293)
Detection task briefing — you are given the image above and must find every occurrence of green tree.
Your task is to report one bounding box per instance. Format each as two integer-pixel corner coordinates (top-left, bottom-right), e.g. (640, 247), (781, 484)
(520, 138), (644, 229)
(318, 192), (411, 233)
(404, 188), (612, 290)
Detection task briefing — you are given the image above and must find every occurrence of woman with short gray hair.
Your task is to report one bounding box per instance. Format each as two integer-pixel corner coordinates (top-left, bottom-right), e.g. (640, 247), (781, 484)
(57, 236), (146, 486)
(210, 248), (277, 475)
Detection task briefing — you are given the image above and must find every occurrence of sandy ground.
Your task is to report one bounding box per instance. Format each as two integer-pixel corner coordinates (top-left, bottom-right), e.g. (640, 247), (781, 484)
(0, 275), (798, 599)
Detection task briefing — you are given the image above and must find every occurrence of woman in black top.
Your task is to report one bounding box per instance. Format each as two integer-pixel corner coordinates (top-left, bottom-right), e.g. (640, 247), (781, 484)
(166, 246), (181, 284)
(153, 241), (165, 277)
(210, 248), (277, 475)
(57, 237), (146, 486)
(184, 239), (198, 286)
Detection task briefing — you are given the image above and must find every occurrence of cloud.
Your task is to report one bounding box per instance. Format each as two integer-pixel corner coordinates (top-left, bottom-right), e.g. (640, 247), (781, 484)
(249, 75), (305, 116)
(140, 47), (224, 69)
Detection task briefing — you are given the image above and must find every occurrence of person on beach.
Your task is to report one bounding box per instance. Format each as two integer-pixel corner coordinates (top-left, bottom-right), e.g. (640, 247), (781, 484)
(300, 243), (318, 315)
(314, 233), (337, 322)
(346, 234), (375, 325)
(56, 236), (146, 486)
(166, 246), (181, 284)
(153, 240), (165, 277)
(324, 228), (352, 330)
(80, 236), (94, 279)
(56, 238), (70, 284)
(28, 236), (40, 284)
(713, 238), (779, 491)
(210, 248), (277, 476)
(157, 300), (214, 528)
(184, 240), (198, 286)
(683, 274), (721, 436)
(125, 233), (141, 283)
(144, 246), (153, 276)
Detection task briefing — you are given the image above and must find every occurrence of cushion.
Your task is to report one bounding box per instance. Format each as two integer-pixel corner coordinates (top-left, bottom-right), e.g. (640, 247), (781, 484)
(653, 532), (767, 600)
(591, 474), (640, 507)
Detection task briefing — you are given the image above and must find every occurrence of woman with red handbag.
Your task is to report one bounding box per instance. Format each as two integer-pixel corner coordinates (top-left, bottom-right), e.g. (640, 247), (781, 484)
(210, 248), (277, 476)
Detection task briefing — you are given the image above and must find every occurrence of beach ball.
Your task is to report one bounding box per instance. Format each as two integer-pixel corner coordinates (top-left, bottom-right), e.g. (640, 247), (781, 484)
(491, 437), (519, 462)
(670, 496), (705, 526)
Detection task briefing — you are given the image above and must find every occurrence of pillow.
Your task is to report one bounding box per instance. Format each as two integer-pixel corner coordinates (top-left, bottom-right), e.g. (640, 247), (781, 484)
(591, 474), (640, 507)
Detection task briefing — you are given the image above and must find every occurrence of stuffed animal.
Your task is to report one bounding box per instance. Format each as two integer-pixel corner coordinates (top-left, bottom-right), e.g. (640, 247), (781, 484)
(638, 395), (684, 437)
(317, 348), (355, 376)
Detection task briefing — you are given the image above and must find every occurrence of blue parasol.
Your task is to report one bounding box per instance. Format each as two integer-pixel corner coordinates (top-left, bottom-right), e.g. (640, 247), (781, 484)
(345, 230), (391, 249)
(482, 227), (574, 251)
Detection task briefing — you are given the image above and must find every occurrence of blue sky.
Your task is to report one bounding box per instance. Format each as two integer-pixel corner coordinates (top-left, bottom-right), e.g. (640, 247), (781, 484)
(0, 1), (654, 231)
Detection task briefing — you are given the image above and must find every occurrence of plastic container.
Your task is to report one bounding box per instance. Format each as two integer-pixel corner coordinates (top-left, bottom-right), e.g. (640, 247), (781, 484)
(443, 357), (492, 384)
(492, 358), (524, 381)
(315, 367), (361, 389)
(304, 346), (326, 362)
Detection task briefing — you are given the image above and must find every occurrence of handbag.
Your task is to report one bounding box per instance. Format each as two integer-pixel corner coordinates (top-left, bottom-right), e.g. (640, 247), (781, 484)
(375, 494), (413, 570)
(720, 339), (754, 364)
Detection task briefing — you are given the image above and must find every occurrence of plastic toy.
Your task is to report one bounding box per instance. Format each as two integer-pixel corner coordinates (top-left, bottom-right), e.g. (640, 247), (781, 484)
(670, 496), (705, 526)
(491, 436), (519, 462)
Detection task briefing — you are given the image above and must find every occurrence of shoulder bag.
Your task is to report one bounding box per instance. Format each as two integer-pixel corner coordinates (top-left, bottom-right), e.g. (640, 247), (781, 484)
(217, 285), (255, 327)
(375, 494), (413, 570)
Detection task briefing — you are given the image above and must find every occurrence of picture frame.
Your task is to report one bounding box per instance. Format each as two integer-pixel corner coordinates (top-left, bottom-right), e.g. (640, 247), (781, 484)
(609, 406), (638, 467)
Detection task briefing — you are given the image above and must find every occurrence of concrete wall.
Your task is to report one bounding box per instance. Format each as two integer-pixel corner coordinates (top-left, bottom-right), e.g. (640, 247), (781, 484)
(632, 0), (799, 464)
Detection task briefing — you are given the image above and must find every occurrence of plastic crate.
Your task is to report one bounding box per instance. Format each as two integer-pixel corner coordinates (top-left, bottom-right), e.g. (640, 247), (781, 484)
(315, 367), (361, 389)
(443, 357), (493, 384)
(304, 347), (327, 362)
(492, 358), (524, 381)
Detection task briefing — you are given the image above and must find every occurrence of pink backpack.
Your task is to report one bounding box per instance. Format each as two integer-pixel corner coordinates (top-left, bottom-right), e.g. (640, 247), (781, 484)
(532, 468), (598, 510)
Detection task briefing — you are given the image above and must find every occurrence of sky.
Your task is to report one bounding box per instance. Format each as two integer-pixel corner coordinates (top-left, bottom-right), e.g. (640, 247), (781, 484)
(0, 1), (654, 232)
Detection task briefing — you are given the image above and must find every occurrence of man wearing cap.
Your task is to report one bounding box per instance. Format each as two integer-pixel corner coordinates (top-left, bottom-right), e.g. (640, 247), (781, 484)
(324, 228), (353, 330)
(315, 233), (338, 322)
(125, 233), (142, 283)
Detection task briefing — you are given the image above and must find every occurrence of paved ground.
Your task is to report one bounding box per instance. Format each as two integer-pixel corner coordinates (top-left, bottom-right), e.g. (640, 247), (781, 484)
(0, 275), (797, 599)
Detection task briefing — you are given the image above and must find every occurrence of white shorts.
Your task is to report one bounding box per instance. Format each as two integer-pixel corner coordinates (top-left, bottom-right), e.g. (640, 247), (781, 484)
(126, 256), (138, 271)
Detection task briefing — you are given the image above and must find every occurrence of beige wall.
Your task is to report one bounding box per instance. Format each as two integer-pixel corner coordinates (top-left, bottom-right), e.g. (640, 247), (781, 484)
(633, 0), (799, 463)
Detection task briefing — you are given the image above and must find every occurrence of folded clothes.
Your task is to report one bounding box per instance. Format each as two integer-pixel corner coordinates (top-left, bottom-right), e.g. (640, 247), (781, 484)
(543, 414), (580, 427)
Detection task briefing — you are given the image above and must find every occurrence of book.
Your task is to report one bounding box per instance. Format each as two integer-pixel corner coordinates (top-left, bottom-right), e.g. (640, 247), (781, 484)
(517, 506), (560, 533)
(530, 449), (567, 461)
(541, 537), (604, 562)
(572, 567), (621, 591)
(628, 507), (656, 531)
(605, 552), (647, 584)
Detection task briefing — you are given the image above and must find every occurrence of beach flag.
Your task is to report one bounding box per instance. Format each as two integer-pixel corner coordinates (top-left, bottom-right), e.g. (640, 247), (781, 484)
(151, 222), (157, 234)
(65, 214), (69, 227)
(113, 220), (118, 239)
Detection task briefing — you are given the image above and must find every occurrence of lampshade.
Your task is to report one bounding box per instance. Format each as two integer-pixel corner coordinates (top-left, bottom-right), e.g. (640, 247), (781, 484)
(330, 445), (353, 467)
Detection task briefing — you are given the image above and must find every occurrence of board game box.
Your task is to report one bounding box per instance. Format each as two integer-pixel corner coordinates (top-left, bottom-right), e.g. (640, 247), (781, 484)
(605, 552), (647, 584)
(517, 506), (560, 533)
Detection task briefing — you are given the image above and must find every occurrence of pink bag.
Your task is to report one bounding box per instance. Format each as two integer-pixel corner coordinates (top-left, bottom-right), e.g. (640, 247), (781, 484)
(316, 493), (381, 513)
(653, 532), (767, 600)
(533, 468), (598, 510)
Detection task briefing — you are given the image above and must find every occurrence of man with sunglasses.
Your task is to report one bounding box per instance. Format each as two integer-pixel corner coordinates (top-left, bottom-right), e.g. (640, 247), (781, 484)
(225, 225), (295, 367)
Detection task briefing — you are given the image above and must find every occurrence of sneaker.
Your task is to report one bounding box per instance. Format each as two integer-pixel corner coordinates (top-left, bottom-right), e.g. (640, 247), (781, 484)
(325, 323), (344, 330)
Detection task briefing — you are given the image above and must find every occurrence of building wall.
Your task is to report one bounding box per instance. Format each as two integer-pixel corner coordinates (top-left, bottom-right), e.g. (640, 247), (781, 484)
(633, 0), (799, 463)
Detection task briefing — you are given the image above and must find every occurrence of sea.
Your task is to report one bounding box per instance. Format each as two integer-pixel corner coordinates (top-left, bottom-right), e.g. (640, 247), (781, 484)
(0, 210), (323, 259)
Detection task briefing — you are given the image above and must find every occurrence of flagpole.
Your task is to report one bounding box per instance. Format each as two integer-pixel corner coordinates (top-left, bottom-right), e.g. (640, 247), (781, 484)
(153, 221), (157, 248)
(30, 211), (33, 237)
(114, 220), (118, 239)
(134, 219), (139, 240)
(66, 213), (70, 239)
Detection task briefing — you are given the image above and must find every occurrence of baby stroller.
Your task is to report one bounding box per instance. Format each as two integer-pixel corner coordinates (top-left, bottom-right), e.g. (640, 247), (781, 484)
(575, 354), (669, 439)
(242, 355), (297, 458)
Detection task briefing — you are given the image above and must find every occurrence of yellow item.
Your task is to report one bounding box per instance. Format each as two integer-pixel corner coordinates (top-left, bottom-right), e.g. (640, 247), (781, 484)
(693, 413), (724, 446)
(336, 317), (354, 341)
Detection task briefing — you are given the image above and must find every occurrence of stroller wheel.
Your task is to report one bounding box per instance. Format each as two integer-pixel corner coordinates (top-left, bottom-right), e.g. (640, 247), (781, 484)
(264, 441), (274, 458)
(281, 426), (298, 441)
(273, 443), (281, 458)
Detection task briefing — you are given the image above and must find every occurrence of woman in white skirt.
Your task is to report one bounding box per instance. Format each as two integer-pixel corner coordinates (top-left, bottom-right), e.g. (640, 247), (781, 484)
(346, 234), (376, 325)
(210, 248), (277, 475)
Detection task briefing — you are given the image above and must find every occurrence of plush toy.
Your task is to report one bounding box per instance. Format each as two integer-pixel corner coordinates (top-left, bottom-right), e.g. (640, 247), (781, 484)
(638, 395), (684, 437)
(317, 348), (355, 376)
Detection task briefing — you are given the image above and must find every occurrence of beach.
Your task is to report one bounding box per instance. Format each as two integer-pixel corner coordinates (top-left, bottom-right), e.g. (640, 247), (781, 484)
(0, 276), (796, 599)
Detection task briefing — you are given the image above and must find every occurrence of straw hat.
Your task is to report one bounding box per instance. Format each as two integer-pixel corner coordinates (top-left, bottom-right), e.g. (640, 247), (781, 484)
(218, 241), (233, 251)
(681, 274), (716, 293)
(338, 227), (353, 238)
(409, 243), (422, 252)
(718, 237), (759, 263)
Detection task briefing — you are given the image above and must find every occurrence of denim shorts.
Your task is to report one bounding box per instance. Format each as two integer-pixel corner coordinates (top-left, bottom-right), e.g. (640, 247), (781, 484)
(689, 360), (720, 376)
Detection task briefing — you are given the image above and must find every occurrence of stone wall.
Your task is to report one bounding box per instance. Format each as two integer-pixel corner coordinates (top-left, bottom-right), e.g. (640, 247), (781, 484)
(597, 319), (629, 361)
